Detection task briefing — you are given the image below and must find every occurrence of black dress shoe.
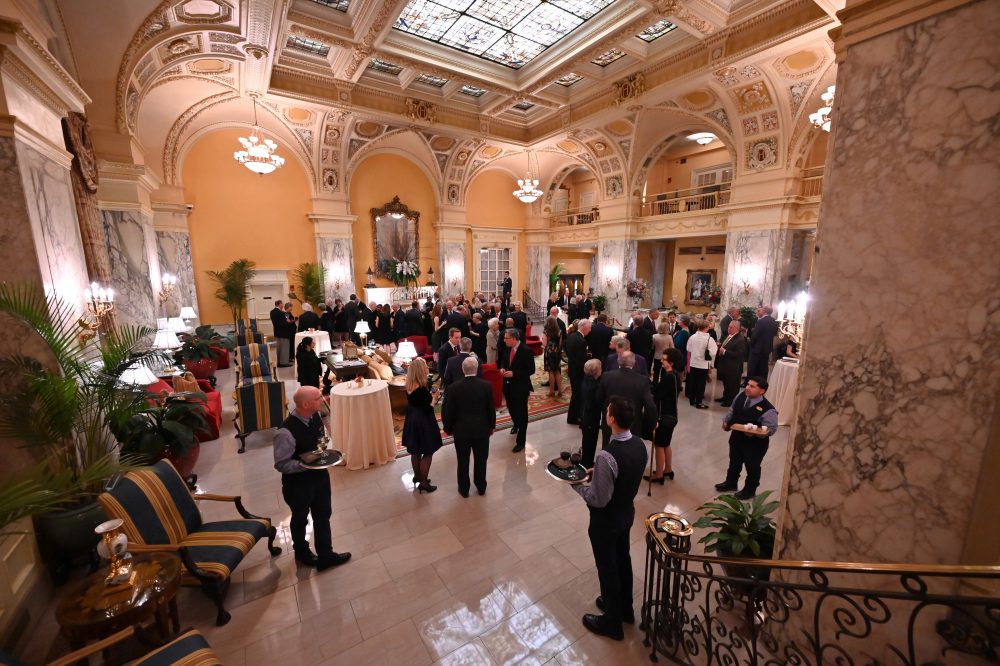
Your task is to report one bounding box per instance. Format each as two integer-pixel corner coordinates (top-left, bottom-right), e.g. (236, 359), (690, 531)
(458, 489), (469, 498)
(316, 551), (352, 571)
(511, 444), (525, 453)
(735, 489), (756, 501)
(595, 597), (635, 624)
(582, 613), (624, 641)
(714, 482), (738, 492)
(695, 403), (710, 409)
(294, 550), (318, 566)
(509, 426), (518, 434)
(477, 488), (486, 496)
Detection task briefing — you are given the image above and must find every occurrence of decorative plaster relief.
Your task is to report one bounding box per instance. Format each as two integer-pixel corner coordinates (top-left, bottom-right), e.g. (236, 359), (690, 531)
(746, 136), (778, 171)
(605, 175), (624, 198)
(732, 81), (773, 114)
(761, 110), (779, 131)
(788, 80), (814, 113)
(742, 116), (760, 136)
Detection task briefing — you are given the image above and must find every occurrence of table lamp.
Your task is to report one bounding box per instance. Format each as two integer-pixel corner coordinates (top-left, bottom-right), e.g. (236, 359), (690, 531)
(119, 365), (159, 386)
(167, 317), (188, 333)
(395, 341), (417, 367)
(153, 329), (181, 350)
(354, 321), (371, 347)
(157, 317), (168, 330)
(179, 306), (197, 322)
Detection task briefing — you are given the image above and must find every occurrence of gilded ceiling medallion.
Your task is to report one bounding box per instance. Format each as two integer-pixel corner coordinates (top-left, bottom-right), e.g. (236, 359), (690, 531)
(556, 139), (580, 152)
(604, 120), (632, 136)
(732, 81), (773, 114)
(355, 121), (383, 137)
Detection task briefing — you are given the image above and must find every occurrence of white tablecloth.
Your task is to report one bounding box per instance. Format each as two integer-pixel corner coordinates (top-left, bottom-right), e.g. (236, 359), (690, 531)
(295, 330), (332, 355)
(329, 379), (396, 470)
(769, 358), (800, 426)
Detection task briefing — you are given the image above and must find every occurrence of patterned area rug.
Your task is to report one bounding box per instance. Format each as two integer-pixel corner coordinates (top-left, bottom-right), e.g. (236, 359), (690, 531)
(393, 355), (570, 456)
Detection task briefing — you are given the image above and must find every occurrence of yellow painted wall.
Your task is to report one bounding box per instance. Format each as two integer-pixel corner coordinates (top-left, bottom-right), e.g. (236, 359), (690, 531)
(550, 250), (593, 293)
(645, 144), (731, 195)
(182, 129), (315, 324)
(667, 235), (726, 313)
(565, 169), (599, 209)
(348, 153), (438, 289)
(466, 170), (528, 296)
(805, 131), (828, 168)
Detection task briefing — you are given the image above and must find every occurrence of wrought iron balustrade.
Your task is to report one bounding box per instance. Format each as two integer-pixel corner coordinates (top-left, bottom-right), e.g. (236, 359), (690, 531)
(640, 183), (732, 217)
(641, 513), (1000, 665)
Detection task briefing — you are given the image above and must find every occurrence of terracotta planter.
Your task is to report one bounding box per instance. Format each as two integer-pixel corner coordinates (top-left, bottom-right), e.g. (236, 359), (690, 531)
(165, 442), (201, 481)
(210, 345), (230, 369)
(184, 357), (218, 380)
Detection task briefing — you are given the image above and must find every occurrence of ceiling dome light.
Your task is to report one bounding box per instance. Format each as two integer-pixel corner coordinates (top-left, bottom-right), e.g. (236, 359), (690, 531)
(809, 85), (836, 132)
(687, 132), (716, 145)
(233, 98), (285, 174)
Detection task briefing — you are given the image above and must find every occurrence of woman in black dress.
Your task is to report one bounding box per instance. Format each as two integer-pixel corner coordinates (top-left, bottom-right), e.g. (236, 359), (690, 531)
(332, 298), (347, 343)
(469, 312), (488, 362)
(401, 358), (442, 493)
(542, 316), (563, 397)
(374, 304), (393, 348)
(646, 347), (684, 484)
(296, 336), (322, 388)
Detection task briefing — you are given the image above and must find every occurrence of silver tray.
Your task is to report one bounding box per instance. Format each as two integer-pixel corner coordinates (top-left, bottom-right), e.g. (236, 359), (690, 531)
(299, 450), (344, 469)
(545, 460), (588, 483)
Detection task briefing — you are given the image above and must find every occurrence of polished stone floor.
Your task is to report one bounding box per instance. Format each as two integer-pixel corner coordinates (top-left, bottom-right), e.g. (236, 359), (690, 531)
(32, 367), (789, 665)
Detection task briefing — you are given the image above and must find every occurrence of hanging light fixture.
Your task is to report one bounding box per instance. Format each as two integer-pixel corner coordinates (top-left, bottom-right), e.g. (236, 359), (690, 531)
(809, 85), (836, 132)
(512, 150), (543, 204)
(233, 97), (286, 174)
(687, 132), (716, 145)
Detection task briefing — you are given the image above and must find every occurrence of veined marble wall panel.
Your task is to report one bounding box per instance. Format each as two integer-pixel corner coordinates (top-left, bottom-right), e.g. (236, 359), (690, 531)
(526, 245), (550, 308)
(14, 139), (88, 309)
(101, 210), (155, 327)
(318, 237), (355, 302)
(780, 0), (1000, 571)
(721, 229), (786, 309)
(0, 137), (44, 287)
(649, 243), (667, 309)
(439, 242), (466, 295)
(589, 253), (598, 294)
(156, 230), (196, 318)
(598, 239), (637, 321)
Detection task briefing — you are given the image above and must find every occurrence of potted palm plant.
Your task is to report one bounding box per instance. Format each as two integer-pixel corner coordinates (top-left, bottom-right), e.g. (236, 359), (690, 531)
(592, 294), (607, 314)
(288, 262), (325, 306)
(0, 285), (160, 578)
(206, 258), (256, 328)
(694, 491), (778, 582)
(549, 263), (566, 294)
(173, 325), (234, 381)
(112, 390), (207, 483)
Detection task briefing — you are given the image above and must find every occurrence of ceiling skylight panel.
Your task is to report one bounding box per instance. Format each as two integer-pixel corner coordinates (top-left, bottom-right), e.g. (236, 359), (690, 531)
(512, 3), (582, 45)
(460, 84), (487, 96)
(416, 73), (449, 87)
(440, 14), (506, 54)
(547, 0), (614, 20)
(554, 72), (583, 86)
(467, 0), (538, 29)
(395, 0), (464, 41)
(308, 0), (350, 10)
(637, 19), (677, 42)
(591, 47), (625, 66)
(483, 32), (545, 68)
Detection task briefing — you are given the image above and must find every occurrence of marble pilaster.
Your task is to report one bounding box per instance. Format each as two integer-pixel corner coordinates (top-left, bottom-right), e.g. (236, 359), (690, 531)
(649, 243), (667, 308)
(156, 230), (196, 318)
(596, 239), (637, 322)
(721, 228), (787, 310)
(317, 236), (356, 302)
(526, 245), (550, 309)
(100, 209), (156, 326)
(439, 241), (466, 296)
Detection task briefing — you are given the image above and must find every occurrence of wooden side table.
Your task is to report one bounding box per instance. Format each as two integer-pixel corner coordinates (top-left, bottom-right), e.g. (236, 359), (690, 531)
(56, 552), (182, 649)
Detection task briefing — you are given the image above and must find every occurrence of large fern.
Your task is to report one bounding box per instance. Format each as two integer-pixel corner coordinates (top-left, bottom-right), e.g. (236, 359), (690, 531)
(288, 262), (325, 307)
(206, 258), (257, 326)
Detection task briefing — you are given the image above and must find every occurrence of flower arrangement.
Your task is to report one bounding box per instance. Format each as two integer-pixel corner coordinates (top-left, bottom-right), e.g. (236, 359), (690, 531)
(625, 278), (650, 300)
(702, 284), (723, 305)
(386, 259), (420, 287)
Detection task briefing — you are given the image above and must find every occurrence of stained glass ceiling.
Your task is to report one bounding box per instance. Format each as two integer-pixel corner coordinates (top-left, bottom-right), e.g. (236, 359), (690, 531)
(394, 0), (617, 70)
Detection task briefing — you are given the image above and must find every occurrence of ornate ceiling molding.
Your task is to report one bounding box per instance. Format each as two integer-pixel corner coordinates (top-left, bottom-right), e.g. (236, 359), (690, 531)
(162, 89), (240, 183)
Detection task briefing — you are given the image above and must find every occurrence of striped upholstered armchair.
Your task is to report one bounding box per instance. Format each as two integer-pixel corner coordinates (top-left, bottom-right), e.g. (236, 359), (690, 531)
(233, 342), (287, 453)
(97, 460), (280, 626)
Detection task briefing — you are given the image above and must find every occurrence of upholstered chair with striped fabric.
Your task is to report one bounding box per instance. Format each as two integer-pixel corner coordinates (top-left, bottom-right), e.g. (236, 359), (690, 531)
(97, 460), (281, 626)
(42, 626), (222, 666)
(233, 342), (288, 453)
(235, 318), (264, 346)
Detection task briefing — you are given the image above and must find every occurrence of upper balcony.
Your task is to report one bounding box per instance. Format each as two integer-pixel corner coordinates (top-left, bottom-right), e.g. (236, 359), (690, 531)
(550, 205), (601, 227)
(639, 181), (733, 217)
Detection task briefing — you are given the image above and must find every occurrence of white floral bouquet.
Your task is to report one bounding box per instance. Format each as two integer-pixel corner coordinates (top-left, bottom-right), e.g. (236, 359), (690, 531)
(387, 259), (421, 287)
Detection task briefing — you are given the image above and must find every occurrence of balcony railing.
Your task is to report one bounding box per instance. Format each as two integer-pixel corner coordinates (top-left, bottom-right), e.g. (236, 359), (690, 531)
(640, 182), (733, 217)
(550, 205), (600, 227)
(800, 167), (824, 198)
(641, 513), (1000, 664)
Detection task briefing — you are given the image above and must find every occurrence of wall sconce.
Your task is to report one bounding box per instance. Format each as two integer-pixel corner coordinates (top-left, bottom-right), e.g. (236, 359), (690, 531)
(80, 282), (114, 344)
(734, 264), (761, 297)
(426, 267), (437, 287)
(158, 273), (177, 305)
(777, 291), (809, 352)
(364, 266), (375, 288)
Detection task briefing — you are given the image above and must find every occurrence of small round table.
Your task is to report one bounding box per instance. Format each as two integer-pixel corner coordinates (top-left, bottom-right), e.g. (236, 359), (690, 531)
(769, 358), (800, 426)
(56, 553), (182, 649)
(329, 379), (397, 470)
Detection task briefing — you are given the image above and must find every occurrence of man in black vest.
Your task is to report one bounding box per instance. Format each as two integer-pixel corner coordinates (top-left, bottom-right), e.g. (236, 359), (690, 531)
(442, 356), (496, 497)
(715, 377), (778, 500)
(272, 386), (352, 571)
(573, 396), (647, 641)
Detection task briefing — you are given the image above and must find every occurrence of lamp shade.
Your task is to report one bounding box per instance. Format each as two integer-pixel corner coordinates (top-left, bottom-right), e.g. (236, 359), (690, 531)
(167, 317), (187, 333)
(354, 321), (371, 334)
(396, 341), (417, 360)
(179, 306), (198, 320)
(119, 365), (159, 386)
(153, 329), (181, 350)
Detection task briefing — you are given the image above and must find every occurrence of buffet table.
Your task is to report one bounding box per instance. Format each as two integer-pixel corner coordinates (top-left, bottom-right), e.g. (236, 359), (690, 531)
(769, 358), (800, 426)
(328, 379), (396, 470)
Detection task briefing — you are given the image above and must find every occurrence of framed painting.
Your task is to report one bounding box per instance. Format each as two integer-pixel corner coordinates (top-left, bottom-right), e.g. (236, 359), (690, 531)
(370, 196), (420, 277)
(684, 269), (717, 305)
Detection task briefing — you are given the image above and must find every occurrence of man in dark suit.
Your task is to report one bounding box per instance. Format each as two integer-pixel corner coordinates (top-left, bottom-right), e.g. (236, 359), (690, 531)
(626, 315), (654, 373)
(748, 306), (779, 380)
(642, 309), (659, 333)
(719, 306), (740, 342)
(446, 305), (471, 339)
(442, 337), (483, 389)
(270, 300), (292, 366)
(437, 327), (462, 375)
(343, 295), (360, 343)
(549, 306), (567, 339)
(714, 320), (747, 406)
(392, 303), (406, 342)
(565, 319), (590, 425)
(596, 351), (656, 448)
(509, 302), (528, 338)
(404, 301), (424, 339)
(270, 299), (285, 338)
(443, 356), (496, 497)
(556, 289), (571, 308)
(664, 311), (678, 336)
(498, 328), (534, 452)
(501, 272), (512, 300)
(297, 303), (320, 332)
(605, 338), (648, 375)
(587, 314), (615, 364)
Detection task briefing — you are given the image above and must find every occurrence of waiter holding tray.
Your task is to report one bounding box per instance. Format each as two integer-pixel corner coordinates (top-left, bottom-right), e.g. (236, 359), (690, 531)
(273, 386), (352, 572)
(714, 377), (778, 501)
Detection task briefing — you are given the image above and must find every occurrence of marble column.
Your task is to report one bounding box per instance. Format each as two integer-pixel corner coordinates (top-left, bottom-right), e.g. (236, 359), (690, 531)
(156, 230), (196, 317)
(649, 243), (667, 308)
(317, 236), (356, 302)
(771, 2), (1000, 656)
(526, 245), (550, 309)
(439, 241), (466, 296)
(589, 253), (598, 295)
(596, 239), (637, 322)
(100, 209), (157, 326)
(720, 228), (787, 310)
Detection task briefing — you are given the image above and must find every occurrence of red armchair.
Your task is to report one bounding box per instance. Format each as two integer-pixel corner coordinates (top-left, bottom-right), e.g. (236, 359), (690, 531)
(400, 336), (434, 363)
(524, 325), (543, 356)
(480, 363), (504, 408)
(153, 376), (223, 442)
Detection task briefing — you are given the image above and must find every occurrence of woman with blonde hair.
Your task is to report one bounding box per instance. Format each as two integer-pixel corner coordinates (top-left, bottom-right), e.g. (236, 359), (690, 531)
(402, 358), (442, 492)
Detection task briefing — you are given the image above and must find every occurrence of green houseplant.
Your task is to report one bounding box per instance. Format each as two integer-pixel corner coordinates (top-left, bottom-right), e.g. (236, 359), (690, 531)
(739, 305), (759, 335)
(549, 263), (566, 294)
(206, 258), (256, 327)
(112, 390), (208, 481)
(0, 284), (160, 574)
(288, 262), (325, 306)
(694, 492), (778, 582)
(173, 325), (234, 380)
(592, 294), (607, 313)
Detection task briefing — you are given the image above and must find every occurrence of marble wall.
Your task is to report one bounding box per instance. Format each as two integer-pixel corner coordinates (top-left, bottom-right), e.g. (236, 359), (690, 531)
(317, 237), (355, 302)
(101, 210), (156, 327)
(649, 243), (667, 308)
(779, 0), (1000, 570)
(14, 138), (89, 308)
(721, 228), (786, 310)
(439, 242), (466, 296)
(597, 239), (637, 321)
(526, 245), (550, 308)
(0, 137), (45, 288)
(156, 230), (196, 319)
